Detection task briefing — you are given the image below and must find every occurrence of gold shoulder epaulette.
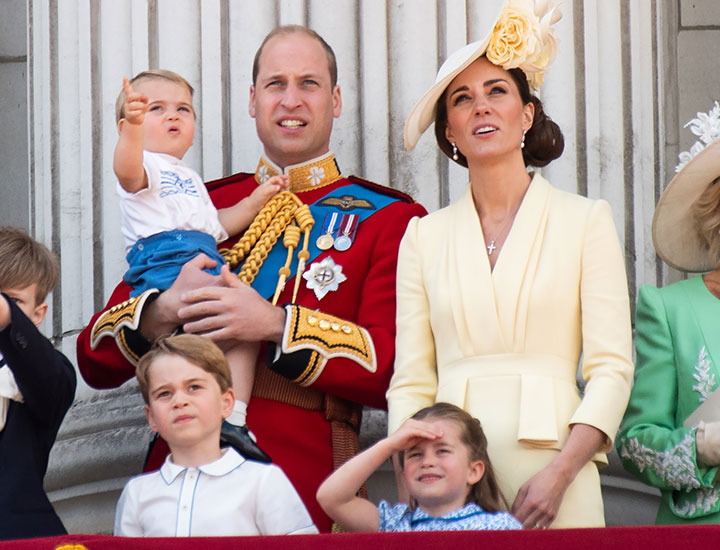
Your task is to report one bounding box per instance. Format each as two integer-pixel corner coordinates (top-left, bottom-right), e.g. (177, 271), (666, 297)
(89, 289), (159, 364)
(282, 304), (377, 386)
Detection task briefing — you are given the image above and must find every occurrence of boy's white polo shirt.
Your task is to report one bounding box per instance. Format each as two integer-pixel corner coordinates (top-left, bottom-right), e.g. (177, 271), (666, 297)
(114, 448), (318, 537)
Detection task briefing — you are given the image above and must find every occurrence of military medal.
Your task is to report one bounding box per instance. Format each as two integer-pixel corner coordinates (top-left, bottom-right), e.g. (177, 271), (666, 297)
(303, 257), (347, 300)
(333, 214), (358, 252)
(316, 212), (340, 250)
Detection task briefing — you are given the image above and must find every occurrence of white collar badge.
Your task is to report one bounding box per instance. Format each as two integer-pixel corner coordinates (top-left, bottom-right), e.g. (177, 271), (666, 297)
(303, 256), (346, 300)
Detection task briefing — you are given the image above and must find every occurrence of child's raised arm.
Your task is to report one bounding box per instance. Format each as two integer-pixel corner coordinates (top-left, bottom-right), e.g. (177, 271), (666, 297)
(316, 418), (443, 532)
(114, 77), (149, 193)
(217, 175), (288, 236)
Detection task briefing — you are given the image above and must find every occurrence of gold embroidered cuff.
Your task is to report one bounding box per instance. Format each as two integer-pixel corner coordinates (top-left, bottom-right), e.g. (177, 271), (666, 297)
(282, 304), (377, 386)
(89, 289), (159, 365)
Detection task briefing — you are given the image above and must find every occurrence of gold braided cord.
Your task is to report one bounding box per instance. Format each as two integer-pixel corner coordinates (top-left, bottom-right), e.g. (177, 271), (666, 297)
(219, 191), (299, 269)
(238, 201), (295, 284)
(219, 191), (315, 293)
(273, 224), (301, 305)
(292, 204), (315, 302)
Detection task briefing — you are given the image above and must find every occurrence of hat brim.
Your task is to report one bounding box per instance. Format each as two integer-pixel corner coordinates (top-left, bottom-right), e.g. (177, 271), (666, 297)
(403, 38), (492, 151)
(652, 140), (720, 272)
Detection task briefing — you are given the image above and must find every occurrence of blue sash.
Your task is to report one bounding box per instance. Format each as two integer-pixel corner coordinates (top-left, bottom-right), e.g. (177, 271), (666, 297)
(237, 184), (399, 299)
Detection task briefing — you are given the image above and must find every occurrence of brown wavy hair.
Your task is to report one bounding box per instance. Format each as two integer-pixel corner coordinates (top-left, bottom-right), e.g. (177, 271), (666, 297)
(692, 176), (720, 268)
(401, 402), (508, 513)
(434, 57), (564, 168)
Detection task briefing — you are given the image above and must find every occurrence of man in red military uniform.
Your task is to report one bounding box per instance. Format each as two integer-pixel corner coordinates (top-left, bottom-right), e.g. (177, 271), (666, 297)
(76, 25), (426, 532)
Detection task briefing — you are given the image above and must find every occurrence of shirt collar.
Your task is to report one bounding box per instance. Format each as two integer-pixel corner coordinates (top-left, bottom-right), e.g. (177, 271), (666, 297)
(254, 152), (342, 193)
(410, 502), (486, 524)
(148, 151), (185, 166)
(159, 448), (245, 484)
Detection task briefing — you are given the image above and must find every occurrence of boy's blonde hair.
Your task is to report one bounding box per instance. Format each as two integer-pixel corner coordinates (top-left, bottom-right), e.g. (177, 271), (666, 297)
(136, 334), (232, 404)
(115, 69), (195, 123)
(0, 226), (59, 303)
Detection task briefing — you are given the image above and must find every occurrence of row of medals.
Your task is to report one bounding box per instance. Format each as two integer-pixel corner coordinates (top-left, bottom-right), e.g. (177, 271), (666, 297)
(316, 212), (358, 252)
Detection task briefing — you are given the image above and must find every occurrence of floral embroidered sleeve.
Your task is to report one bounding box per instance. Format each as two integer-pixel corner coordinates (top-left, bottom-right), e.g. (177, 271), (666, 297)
(616, 284), (718, 493)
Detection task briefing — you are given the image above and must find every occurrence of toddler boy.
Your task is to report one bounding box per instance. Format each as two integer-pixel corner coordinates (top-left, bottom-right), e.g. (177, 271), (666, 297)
(0, 226), (76, 540)
(114, 70), (288, 462)
(114, 334), (317, 536)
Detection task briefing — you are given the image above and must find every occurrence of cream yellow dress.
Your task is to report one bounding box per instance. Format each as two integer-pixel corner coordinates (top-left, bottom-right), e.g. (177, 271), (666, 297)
(386, 174), (633, 527)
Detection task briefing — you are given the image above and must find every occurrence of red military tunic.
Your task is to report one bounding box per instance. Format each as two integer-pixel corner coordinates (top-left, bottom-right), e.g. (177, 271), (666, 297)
(76, 153), (427, 531)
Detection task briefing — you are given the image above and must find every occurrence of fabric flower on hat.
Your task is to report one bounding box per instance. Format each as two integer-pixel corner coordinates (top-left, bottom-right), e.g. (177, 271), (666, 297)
(675, 101), (720, 172)
(486, 0), (561, 89)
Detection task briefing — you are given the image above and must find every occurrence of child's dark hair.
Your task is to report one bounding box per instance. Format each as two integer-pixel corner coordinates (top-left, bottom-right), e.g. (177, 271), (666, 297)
(403, 402), (507, 513)
(0, 226), (59, 303)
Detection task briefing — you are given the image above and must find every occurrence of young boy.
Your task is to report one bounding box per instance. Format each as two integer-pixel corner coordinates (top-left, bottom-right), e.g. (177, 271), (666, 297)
(114, 70), (288, 462)
(114, 334), (317, 536)
(0, 226), (76, 540)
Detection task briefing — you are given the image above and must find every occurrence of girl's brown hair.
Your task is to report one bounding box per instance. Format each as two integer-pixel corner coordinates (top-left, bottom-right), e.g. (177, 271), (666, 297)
(403, 402), (507, 513)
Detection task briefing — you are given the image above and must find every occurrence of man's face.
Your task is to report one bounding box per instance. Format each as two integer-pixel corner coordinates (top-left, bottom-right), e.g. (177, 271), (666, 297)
(249, 32), (342, 168)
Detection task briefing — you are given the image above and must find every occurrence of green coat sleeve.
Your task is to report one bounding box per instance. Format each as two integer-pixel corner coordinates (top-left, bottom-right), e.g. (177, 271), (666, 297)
(616, 284), (718, 493)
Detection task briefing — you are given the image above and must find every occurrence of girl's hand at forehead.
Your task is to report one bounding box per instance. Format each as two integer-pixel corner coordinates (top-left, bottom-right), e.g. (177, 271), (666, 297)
(388, 418), (444, 454)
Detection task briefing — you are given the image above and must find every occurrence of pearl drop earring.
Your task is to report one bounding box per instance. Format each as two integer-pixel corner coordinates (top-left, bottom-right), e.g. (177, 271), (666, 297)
(452, 142), (459, 161)
(521, 131), (527, 149)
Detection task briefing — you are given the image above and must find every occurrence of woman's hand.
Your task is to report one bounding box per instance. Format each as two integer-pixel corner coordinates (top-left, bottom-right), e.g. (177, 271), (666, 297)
(511, 423), (606, 529)
(511, 463), (571, 529)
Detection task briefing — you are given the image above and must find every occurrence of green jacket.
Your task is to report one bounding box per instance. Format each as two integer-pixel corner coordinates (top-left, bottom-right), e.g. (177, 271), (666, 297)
(617, 276), (720, 523)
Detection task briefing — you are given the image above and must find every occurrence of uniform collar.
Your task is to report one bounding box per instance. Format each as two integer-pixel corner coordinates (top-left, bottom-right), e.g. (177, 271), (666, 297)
(160, 447), (245, 484)
(410, 502), (485, 524)
(254, 152), (343, 193)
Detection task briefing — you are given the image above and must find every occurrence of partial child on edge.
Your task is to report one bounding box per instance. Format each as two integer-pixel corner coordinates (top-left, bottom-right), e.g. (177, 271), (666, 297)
(0, 227), (76, 541)
(114, 334), (317, 536)
(114, 70), (288, 463)
(316, 402), (521, 532)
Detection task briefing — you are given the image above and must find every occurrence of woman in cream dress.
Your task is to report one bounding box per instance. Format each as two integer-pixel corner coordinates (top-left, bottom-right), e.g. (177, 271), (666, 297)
(386, 0), (633, 529)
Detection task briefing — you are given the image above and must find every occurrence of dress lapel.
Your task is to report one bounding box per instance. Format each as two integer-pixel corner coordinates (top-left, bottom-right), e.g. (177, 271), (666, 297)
(491, 174), (552, 351)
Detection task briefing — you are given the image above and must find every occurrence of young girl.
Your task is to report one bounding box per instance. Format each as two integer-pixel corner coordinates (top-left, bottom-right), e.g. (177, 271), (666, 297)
(316, 402), (522, 531)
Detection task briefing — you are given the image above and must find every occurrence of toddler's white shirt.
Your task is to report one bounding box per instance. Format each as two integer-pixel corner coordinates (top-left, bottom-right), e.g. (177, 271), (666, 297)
(114, 448), (318, 537)
(118, 151), (228, 253)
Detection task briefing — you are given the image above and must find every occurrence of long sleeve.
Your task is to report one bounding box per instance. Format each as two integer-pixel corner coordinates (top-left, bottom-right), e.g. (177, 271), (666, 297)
(386, 217), (438, 433)
(569, 200), (634, 450)
(0, 295), (76, 428)
(617, 284), (716, 493)
(268, 199), (427, 409)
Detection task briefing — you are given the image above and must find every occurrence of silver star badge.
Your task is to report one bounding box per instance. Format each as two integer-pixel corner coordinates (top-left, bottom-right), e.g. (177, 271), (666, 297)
(303, 256), (346, 300)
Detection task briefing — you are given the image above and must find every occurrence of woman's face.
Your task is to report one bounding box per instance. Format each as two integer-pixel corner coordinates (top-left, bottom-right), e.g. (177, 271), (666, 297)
(444, 57), (534, 165)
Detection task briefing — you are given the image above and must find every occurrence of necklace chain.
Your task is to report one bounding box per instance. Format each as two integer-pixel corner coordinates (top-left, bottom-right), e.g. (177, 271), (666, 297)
(484, 206), (520, 256)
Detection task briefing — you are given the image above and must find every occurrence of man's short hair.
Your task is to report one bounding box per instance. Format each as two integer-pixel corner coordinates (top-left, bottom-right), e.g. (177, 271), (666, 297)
(252, 25), (338, 87)
(136, 334), (232, 404)
(0, 226), (59, 304)
(115, 69), (195, 123)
